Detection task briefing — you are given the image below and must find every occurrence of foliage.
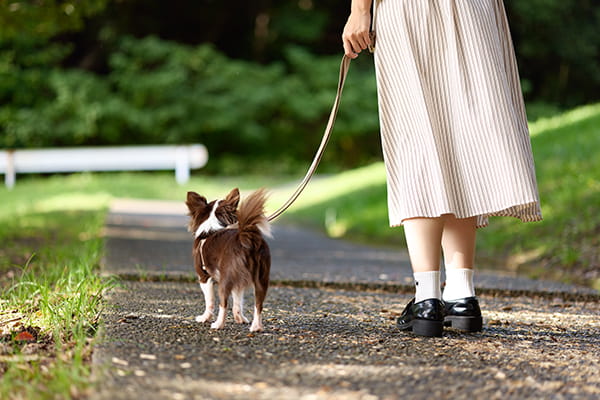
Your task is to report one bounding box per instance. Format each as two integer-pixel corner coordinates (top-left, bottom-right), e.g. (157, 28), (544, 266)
(0, 0), (597, 160)
(505, 0), (600, 106)
(90, 0), (341, 61)
(0, 35), (379, 172)
(71, 0), (598, 107)
(0, 0), (109, 40)
(1, 1), (597, 171)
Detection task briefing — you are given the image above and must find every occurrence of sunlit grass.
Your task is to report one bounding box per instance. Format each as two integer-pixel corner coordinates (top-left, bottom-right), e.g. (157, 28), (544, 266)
(529, 103), (600, 137)
(0, 231), (107, 398)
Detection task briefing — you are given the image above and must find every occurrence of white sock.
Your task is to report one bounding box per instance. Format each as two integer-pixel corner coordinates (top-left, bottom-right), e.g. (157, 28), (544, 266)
(443, 268), (475, 301)
(413, 271), (441, 303)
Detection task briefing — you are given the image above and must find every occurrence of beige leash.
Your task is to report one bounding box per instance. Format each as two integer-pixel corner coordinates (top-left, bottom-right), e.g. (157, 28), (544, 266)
(267, 55), (352, 222)
(266, 2), (378, 223)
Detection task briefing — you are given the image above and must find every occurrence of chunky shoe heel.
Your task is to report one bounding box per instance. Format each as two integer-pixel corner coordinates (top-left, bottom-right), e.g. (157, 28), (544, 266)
(444, 297), (483, 332)
(397, 298), (445, 337)
(445, 315), (483, 332)
(412, 318), (444, 337)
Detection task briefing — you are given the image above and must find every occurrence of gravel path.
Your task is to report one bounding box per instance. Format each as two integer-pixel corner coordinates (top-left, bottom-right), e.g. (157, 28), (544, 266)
(93, 282), (600, 400)
(92, 199), (600, 400)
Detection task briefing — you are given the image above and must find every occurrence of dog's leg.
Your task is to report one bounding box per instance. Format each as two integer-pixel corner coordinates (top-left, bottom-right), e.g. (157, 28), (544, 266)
(211, 306), (226, 329)
(250, 306), (263, 332)
(211, 285), (230, 330)
(195, 278), (214, 323)
(232, 289), (250, 324)
(250, 284), (267, 332)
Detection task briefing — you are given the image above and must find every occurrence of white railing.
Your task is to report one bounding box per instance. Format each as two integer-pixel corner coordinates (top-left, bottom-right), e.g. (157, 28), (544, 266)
(0, 144), (208, 189)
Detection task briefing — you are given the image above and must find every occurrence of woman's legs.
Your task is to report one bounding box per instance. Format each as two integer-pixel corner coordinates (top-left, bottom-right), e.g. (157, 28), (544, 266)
(441, 215), (477, 269)
(437, 215), (483, 331)
(403, 215), (477, 302)
(440, 215), (477, 301)
(399, 217), (445, 336)
(403, 217), (444, 272)
(403, 217), (444, 303)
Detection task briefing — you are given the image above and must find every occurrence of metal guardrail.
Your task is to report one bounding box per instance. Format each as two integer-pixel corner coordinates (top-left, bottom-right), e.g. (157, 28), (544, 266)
(0, 144), (208, 189)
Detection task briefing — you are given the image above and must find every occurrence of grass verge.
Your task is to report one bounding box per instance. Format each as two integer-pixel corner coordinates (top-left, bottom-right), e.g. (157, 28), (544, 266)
(0, 188), (111, 398)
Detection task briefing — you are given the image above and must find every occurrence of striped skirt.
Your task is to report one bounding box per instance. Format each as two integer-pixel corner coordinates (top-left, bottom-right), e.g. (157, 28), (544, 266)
(373, 0), (542, 228)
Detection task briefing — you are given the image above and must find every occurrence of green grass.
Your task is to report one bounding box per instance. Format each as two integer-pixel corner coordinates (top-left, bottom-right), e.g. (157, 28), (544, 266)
(484, 103), (600, 285)
(0, 184), (109, 398)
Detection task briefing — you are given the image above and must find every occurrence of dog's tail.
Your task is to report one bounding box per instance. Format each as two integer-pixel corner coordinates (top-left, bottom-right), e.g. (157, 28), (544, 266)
(237, 188), (272, 247)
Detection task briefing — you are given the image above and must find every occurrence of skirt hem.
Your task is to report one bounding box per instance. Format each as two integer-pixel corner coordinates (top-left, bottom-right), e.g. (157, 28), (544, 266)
(388, 201), (543, 229)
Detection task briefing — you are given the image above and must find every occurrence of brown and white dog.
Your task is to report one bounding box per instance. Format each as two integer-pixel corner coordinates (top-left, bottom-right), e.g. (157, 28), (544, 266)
(186, 188), (271, 332)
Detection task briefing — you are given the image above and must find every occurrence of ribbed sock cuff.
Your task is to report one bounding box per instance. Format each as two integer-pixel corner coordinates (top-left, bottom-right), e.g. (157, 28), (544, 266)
(414, 271), (441, 303)
(443, 268), (475, 301)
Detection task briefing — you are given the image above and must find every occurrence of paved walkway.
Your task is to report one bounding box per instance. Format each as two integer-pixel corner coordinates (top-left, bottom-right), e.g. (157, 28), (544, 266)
(92, 199), (600, 400)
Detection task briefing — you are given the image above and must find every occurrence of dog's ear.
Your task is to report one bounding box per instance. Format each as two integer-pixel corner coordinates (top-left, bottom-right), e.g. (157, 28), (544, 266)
(186, 191), (207, 211)
(224, 188), (240, 209)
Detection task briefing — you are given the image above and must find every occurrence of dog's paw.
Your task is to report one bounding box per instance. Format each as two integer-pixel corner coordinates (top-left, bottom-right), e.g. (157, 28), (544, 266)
(233, 313), (250, 324)
(210, 321), (225, 330)
(195, 313), (212, 323)
(249, 321), (263, 332)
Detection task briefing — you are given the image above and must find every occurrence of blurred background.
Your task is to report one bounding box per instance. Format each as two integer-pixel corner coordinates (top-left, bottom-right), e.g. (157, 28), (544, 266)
(0, 0), (599, 287)
(1, 0), (598, 173)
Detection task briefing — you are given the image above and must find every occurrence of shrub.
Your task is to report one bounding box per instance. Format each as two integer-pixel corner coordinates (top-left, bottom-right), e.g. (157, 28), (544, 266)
(0, 36), (380, 172)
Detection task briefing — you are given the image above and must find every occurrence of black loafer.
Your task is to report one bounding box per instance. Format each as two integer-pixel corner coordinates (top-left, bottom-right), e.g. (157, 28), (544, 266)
(444, 296), (483, 332)
(397, 298), (444, 337)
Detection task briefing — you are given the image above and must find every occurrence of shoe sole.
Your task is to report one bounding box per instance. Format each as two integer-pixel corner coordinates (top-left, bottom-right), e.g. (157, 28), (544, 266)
(410, 319), (444, 337)
(444, 316), (483, 332)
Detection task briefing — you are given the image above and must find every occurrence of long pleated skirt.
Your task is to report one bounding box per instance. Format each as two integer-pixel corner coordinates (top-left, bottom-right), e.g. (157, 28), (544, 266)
(373, 0), (542, 228)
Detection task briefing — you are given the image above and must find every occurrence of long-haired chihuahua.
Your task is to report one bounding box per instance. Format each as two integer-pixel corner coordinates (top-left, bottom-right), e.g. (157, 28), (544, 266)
(186, 188), (271, 332)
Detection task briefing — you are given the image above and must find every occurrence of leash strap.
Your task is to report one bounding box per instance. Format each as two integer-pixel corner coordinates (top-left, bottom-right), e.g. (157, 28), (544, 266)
(267, 55), (352, 222)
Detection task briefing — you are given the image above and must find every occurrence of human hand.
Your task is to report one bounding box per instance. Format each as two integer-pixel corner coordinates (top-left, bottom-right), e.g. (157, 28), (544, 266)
(342, 11), (372, 59)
